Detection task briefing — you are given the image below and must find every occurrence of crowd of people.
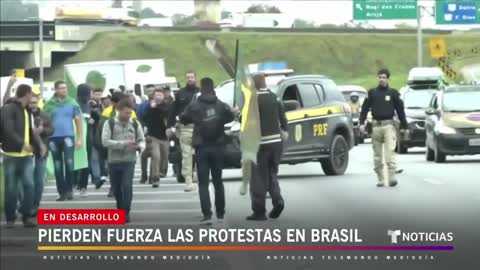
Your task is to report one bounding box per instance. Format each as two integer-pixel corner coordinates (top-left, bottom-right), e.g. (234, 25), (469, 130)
(1, 70), (290, 227)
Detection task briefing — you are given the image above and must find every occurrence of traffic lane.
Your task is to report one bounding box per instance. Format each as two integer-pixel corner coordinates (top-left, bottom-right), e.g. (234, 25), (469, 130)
(220, 145), (479, 267)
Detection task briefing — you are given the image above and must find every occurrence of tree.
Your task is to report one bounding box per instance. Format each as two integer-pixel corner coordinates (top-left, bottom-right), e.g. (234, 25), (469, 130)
(293, 19), (315, 28)
(246, 4), (281, 13)
(112, 0), (122, 8)
(0, 1), (39, 20)
(395, 23), (415, 29)
(318, 24), (339, 29)
(172, 14), (195, 26)
(141, 7), (165, 18)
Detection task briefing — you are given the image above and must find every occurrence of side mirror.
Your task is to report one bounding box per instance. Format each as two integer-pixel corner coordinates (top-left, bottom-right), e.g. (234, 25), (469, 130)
(283, 100), (300, 112)
(425, 108), (439, 116)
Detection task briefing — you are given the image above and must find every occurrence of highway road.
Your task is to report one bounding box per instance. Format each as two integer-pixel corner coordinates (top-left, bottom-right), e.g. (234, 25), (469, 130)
(1, 142), (479, 270)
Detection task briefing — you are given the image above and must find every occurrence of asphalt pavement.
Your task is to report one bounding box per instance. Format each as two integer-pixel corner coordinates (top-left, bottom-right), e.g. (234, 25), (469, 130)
(1, 142), (479, 270)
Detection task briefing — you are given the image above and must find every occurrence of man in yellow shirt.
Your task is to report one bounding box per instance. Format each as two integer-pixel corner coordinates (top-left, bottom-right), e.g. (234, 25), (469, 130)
(0, 84), (45, 228)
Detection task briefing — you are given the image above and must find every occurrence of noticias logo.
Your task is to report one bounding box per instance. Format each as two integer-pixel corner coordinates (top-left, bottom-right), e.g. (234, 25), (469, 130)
(387, 230), (454, 244)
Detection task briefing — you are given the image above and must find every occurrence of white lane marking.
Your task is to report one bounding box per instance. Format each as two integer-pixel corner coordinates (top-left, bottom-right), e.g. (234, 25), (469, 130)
(423, 178), (444, 185)
(132, 209), (198, 213)
(42, 191), (195, 197)
(41, 199), (198, 205)
(44, 183), (185, 189)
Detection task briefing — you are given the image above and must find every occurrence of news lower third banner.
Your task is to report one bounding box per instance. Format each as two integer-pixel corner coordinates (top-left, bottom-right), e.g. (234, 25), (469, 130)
(22, 209), (461, 268)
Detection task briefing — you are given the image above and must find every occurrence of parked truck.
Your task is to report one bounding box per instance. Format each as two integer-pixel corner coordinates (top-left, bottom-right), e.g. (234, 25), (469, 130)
(64, 59), (177, 101)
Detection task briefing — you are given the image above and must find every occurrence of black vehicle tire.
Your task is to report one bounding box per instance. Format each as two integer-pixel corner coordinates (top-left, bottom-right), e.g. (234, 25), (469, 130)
(321, 135), (349, 176)
(434, 139), (446, 163)
(425, 145), (434, 161)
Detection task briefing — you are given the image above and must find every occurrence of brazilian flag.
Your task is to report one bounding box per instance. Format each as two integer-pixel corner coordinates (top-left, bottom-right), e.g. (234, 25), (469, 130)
(235, 40), (261, 164)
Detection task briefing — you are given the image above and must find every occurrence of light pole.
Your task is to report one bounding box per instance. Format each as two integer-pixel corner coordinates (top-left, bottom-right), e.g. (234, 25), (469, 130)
(417, 5), (435, 67)
(417, 6), (423, 67)
(39, 18), (44, 97)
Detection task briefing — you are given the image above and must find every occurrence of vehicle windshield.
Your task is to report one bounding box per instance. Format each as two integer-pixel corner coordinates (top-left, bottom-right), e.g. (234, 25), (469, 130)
(215, 81), (236, 108)
(403, 90), (436, 109)
(215, 80), (278, 109)
(341, 91), (367, 102)
(442, 88), (480, 112)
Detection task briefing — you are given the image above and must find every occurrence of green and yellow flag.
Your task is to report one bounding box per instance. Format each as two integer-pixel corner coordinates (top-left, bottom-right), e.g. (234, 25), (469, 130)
(204, 38), (261, 193)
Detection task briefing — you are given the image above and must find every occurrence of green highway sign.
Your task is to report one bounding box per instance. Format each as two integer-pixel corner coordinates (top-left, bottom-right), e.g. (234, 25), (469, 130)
(353, 0), (418, 20)
(435, 0), (480, 25)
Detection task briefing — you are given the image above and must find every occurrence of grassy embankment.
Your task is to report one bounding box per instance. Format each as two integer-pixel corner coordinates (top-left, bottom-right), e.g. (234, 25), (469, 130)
(45, 31), (480, 89)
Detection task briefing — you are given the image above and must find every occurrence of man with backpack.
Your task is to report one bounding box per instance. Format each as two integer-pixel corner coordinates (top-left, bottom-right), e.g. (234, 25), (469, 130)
(180, 78), (236, 225)
(101, 98), (145, 223)
(96, 92), (137, 197)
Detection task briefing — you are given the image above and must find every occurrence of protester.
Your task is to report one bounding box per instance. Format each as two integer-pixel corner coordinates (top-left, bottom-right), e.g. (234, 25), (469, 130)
(102, 98), (145, 223)
(1, 84), (44, 227)
(180, 77), (235, 224)
(137, 85), (156, 184)
(98, 92), (137, 197)
(28, 94), (54, 215)
(144, 89), (170, 188)
(73, 84), (94, 197)
(247, 73), (287, 221)
(44, 80), (83, 201)
(89, 88), (107, 188)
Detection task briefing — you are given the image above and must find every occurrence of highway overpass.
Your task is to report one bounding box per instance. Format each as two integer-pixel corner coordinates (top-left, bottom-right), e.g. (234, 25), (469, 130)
(0, 21), (126, 75)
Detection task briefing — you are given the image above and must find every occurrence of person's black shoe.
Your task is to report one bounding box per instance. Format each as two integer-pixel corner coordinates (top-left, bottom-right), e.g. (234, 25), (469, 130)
(200, 216), (212, 225)
(56, 196), (66, 201)
(108, 188), (114, 198)
(269, 204), (284, 219)
(395, 169), (404, 174)
(152, 182), (159, 188)
(66, 192), (73, 200)
(125, 215), (131, 223)
(389, 179), (398, 187)
(376, 182), (385, 187)
(95, 179), (106, 190)
(23, 218), (37, 228)
(246, 213), (267, 221)
(140, 175), (148, 184)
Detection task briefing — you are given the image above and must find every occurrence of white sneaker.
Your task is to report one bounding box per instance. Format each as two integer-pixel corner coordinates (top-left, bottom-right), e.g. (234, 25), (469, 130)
(80, 189), (88, 197)
(239, 183), (248, 196)
(101, 176), (108, 182)
(184, 184), (197, 192)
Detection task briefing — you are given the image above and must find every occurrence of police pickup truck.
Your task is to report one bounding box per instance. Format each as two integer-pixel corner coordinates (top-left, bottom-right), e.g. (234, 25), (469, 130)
(216, 75), (355, 176)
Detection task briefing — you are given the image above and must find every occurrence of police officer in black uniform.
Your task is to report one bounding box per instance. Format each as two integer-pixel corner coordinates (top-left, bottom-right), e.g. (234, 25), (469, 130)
(247, 73), (288, 221)
(359, 68), (408, 187)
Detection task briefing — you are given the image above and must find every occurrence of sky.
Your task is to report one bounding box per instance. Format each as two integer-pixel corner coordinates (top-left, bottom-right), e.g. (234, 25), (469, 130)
(32, 0), (478, 30)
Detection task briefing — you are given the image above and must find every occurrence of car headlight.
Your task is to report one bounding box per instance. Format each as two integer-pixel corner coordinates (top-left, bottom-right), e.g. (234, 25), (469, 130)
(435, 120), (456, 134)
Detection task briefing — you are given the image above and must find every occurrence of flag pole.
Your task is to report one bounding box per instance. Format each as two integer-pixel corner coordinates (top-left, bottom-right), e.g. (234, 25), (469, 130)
(233, 39), (239, 108)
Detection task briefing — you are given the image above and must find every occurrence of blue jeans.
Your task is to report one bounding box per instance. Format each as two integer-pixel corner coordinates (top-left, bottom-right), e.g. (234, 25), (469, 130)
(109, 162), (135, 215)
(49, 137), (75, 196)
(3, 156), (34, 222)
(33, 157), (47, 210)
(90, 146), (106, 183)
